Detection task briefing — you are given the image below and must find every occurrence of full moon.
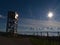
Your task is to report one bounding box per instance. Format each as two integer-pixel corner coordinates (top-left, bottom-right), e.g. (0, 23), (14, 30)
(48, 12), (53, 18)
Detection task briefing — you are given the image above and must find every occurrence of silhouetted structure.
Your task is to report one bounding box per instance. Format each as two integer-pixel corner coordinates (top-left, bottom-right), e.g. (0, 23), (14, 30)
(6, 11), (18, 36)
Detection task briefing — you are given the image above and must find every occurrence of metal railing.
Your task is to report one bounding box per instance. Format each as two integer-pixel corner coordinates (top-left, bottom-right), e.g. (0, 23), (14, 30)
(18, 30), (60, 37)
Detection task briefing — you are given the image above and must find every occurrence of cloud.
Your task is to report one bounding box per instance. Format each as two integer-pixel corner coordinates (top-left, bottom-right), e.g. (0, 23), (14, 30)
(0, 15), (4, 19)
(19, 18), (60, 27)
(18, 18), (60, 36)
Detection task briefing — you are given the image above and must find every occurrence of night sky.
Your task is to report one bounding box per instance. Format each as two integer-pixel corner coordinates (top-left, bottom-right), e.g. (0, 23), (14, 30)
(0, 0), (60, 32)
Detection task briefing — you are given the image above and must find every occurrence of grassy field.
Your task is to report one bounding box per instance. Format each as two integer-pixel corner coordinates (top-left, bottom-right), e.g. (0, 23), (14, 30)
(29, 36), (60, 45)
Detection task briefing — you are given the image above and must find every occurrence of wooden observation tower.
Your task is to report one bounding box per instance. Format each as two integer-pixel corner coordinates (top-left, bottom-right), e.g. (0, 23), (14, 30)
(6, 11), (18, 37)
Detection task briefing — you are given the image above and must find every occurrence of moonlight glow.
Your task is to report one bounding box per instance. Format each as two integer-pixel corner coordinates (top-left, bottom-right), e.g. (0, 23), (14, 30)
(48, 12), (53, 18)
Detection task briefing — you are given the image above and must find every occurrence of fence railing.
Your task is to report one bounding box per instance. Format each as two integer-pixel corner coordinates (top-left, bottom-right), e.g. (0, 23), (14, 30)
(18, 31), (60, 37)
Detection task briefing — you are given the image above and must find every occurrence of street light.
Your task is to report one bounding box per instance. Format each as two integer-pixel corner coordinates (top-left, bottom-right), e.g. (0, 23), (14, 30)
(15, 13), (18, 19)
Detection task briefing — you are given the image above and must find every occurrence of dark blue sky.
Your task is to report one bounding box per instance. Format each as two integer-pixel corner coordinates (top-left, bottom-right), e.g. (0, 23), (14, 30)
(0, 0), (60, 31)
(0, 0), (60, 19)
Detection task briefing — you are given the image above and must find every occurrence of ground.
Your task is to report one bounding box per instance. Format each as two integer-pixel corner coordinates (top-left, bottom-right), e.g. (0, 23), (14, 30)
(0, 36), (32, 45)
(0, 32), (60, 45)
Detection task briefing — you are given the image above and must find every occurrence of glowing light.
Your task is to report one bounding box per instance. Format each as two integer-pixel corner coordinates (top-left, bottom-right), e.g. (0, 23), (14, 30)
(48, 12), (53, 18)
(15, 13), (18, 19)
